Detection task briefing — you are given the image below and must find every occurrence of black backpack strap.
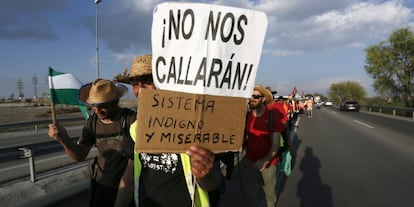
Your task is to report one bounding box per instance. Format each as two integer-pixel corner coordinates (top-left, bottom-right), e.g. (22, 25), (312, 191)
(121, 113), (127, 136)
(88, 113), (97, 139)
(268, 110), (274, 132)
(119, 108), (136, 160)
(120, 108), (136, 135)
(243, 111), (250, 148)
(86, 113), (98, 180)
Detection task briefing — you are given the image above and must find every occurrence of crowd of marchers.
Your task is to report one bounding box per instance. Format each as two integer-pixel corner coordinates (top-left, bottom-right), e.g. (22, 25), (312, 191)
(48, 54), (314, 207)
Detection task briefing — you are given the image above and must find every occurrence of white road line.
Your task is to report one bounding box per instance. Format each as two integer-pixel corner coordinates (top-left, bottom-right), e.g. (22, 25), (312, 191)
(353, 120), (374, 128)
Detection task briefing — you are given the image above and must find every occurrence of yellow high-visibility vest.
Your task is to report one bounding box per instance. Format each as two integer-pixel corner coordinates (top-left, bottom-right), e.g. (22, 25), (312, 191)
(130, 122), (210, 207)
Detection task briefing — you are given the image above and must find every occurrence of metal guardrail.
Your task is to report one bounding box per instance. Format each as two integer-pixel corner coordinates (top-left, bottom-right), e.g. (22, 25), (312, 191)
(0, 137), (78, 163)
(0, 137), (79, 183)
(0, 117), (85, 184)
(0, 117), (90, 184)
(0, 117), (84, 132)
(361, 105), (414, 119)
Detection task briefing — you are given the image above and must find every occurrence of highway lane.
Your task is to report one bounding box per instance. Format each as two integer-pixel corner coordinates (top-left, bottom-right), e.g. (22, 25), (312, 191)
(276, 107), (414, 207)
(2, 108), (414, 206)
(51, 108), (414, 207)
(334, 108), (414, 139)
(0, 126), (94, 183)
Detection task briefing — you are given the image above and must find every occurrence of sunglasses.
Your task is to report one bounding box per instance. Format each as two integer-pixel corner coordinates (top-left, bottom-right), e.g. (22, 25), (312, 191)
(90, 101), (113, 108)
(251, 94), (264, 99)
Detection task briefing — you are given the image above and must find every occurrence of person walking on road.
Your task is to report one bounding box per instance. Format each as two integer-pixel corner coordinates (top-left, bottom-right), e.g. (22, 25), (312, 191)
(238, 84), (284, 207)
(114, 54), (222, 207)
(48, 79), (136, 207)
(305, 98), (313, 118)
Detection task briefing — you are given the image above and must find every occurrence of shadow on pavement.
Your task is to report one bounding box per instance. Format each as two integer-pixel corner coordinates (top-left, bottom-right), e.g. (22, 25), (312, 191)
(297, 146), (332, 207)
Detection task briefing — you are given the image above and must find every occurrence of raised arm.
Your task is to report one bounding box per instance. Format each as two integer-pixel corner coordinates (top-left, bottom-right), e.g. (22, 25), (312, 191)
(48, 123), (91, 161)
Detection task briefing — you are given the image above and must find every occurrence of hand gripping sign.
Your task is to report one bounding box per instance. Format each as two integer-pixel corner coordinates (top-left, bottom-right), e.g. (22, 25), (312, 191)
(136, 2), (268, 153)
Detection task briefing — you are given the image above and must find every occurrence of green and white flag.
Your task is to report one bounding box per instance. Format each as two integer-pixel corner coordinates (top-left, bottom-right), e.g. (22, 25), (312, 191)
(48, 67), (89, 119)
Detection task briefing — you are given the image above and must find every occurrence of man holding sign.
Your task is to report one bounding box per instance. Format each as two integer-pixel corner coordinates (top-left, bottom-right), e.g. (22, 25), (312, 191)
(115, 2), (267, 206)
(115, 54), (222, 207)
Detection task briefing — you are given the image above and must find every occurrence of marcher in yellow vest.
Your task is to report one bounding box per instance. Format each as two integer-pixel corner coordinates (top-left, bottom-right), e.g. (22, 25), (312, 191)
(114, 55), (222, 207)
(130, 122), (211, 207)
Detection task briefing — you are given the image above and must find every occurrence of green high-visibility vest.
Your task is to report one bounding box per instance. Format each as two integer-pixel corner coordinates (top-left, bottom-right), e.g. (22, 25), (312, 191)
(130, 122), (210, 207)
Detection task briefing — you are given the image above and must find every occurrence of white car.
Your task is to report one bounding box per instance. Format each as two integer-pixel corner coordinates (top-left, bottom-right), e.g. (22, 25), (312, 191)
(324, 101), (333, 106)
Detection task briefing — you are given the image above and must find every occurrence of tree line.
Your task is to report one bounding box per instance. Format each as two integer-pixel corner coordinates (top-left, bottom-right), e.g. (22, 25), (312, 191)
(327, 27), (414, 109)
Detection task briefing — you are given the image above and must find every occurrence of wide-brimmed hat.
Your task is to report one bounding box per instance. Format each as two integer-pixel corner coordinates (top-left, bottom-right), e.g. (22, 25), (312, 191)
(114, 54), (152, 84)
(253, 84), (274, 105)
(79, 79), (128, 105)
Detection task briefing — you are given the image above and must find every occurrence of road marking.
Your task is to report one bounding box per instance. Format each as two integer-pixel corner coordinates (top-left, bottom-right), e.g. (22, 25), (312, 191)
(353, 120), (374, 128)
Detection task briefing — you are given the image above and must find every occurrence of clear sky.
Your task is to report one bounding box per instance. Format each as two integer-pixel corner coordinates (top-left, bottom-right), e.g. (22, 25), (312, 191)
(1, 0), (414, 99)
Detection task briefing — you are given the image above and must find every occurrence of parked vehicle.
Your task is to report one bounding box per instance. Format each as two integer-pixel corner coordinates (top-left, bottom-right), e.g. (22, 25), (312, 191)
(340, 100), (360, 112)
(324, 100), (333, 106)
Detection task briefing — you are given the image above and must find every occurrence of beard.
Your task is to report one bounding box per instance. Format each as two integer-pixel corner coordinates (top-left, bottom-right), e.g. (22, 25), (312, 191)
(96, 111), (108, 120)
(249, 101), (260, 109)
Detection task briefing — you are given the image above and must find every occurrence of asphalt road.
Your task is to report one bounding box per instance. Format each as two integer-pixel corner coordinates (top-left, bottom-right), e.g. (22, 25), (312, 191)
(274, 107), (414, 207)
(4, 107), (414, 207)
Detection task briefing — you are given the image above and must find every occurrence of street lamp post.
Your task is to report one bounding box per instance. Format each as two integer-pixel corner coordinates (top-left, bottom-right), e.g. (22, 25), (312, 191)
(95, 0), (101, 79)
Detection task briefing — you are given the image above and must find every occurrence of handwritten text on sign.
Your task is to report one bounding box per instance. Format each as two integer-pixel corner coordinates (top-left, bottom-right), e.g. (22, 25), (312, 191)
(135, 89), (248, 153)
(152, 2), (268, 98)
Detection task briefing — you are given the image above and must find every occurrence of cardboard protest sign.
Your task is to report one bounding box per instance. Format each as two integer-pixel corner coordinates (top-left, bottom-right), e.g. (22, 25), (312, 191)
(135, 89), (248, 153)
(152, 2), (268, 98)
(136, 2), (267, 153)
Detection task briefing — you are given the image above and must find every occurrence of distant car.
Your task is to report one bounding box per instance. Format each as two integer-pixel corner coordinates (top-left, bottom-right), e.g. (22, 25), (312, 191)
(324, 100), (333, 106)
(316, 102), (322, 109)
(340, 100), (360, 112)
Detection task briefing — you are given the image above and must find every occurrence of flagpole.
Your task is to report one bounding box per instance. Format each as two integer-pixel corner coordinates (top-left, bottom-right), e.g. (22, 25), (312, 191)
(95, 0), (101, 79)
(51, 102), (57, 125)
(48, 67), (58, 125)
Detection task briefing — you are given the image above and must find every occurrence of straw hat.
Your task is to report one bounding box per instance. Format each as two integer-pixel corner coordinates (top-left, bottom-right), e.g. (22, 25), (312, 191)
(253, 84), (274, 105)
(79, 79), (128, 105)
(114, 54), (152, 84)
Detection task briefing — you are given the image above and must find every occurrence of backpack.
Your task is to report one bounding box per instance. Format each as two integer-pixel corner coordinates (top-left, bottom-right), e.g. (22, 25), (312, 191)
(88, 108), (135, 139)
(88, 108), (136, 178)
(264, 109), (290, 155)
(243, 109), (274, 147)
